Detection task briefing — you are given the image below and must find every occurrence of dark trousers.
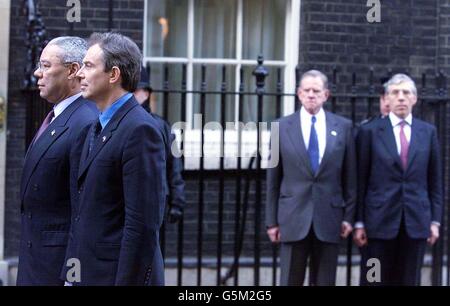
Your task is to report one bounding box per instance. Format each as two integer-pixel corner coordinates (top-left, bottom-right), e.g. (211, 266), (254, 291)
(149, 246), (165, 286)
(280, 227), (339, 286)
(359, 221), (427, 286)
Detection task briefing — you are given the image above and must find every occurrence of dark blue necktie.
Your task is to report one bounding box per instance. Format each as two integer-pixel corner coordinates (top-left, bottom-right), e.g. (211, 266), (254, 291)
(87, 120), (102, 158)
(308, 116), (319, 174)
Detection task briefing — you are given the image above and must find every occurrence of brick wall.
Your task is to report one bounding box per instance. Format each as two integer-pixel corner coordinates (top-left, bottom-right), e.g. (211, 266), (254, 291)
(163, 0), (450, 260)
(299, 0), (442, 88)
(163, 177), (274, 259)
(5, 0), (450, 261)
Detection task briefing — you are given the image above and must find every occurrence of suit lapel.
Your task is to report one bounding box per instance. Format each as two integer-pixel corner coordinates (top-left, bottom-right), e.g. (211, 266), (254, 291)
(21, 97), (85, 200)
(378, 117), (403, 170)
(21, 126), (69, 200)
(286, 111), (314, 176)
(24, 133), (39, 161)
(77, 97), (139, 183)
(316, 112), (338, 177)
(77, 126), (114, 182)
(406, 118), (421, 171)
(79, 124), (92, 168)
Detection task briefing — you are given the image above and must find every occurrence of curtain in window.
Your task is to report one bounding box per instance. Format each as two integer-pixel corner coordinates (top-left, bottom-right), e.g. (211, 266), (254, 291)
(145, 0), (287, 124)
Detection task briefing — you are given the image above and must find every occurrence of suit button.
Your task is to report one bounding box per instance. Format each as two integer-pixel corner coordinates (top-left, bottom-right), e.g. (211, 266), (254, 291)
(75, 216), (80, 222)
(78, 186), (83, 194)
(27, 241), (32, 248)
(33, 184), (39, 191)
(28, 213), (32, 219)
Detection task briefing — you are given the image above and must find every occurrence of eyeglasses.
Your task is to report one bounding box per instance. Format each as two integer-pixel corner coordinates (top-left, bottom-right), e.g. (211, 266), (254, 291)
(35, 61), (73, 72)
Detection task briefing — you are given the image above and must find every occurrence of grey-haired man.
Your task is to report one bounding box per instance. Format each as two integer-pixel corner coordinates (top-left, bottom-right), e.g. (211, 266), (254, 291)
(18, 36), (98, 285)
(354, 74), (443, 285)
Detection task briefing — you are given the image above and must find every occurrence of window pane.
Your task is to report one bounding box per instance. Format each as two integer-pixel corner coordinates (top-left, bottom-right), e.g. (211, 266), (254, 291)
(194, 0), (237, 58)
(145, 0), (188, 57)
(243, 0), (286, 61)
(147, 63), (185, 125)
(192, 65), (236, 123)
(242, 65), (283, 123)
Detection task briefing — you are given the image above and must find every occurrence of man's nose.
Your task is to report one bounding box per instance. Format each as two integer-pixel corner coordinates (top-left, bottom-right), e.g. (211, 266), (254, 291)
(76, 69), (84, 78)
(33, 68), (42, 78)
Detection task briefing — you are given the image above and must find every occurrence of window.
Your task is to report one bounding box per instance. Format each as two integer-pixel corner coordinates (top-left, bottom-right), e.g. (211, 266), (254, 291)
(144, 0), (300, 124)
(144, 0), (300, 169)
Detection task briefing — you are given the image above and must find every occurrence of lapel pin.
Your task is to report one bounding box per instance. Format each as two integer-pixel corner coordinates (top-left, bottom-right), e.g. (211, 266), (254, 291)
(331, 130), (337, 136)
(51, 130), (56, 136)
(102, 136), (106, 142)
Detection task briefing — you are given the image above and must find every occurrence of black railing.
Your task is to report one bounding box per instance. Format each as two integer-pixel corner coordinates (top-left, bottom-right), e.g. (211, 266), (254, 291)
(19, 7), (450, 285)
(19, 2), (450, 285)
(146, 58), (450, 286)
(22, 56), (450, 286)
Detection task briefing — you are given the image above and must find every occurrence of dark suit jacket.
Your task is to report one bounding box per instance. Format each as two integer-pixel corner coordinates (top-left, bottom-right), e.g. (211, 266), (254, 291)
(265, 110), (357, 244)
(356, 116), (443, 239)
(62, 96), (166, 286)
(17, 96), (98, 286)
(149, 113), (186, 211)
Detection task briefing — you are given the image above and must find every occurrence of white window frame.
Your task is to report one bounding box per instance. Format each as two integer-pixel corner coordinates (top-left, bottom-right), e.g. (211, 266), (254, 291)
(0, 0), (11, 262)
(143, 0), (300, 127)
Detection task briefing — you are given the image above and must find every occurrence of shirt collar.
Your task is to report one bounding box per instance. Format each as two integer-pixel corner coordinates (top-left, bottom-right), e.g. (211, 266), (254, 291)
(99, 92), (133, 129)
(300, 106), (325, 123)
(389, 112), (412, 127)
(53, 93), (82, 118)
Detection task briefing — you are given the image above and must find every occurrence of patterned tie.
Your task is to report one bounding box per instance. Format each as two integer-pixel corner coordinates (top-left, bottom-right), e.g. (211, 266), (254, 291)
(87, 120), (102, 158)
(308, 116), (319, 174)
(399, 121), (409, 170)
(33, 110), (54, 144)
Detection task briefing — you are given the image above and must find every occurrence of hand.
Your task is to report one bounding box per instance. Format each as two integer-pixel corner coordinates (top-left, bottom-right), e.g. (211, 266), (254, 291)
(267, 226), (281, 243)
(340, 222), (353, 239)
(427, 223), (440, 245)
(353, 228), (368, 247)
(168, 206), (183, 223)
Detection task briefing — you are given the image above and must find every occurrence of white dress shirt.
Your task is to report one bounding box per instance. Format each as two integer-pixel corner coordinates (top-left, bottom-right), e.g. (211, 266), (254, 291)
(300, 107), (351, 227)
(389, 112), (412, 154)
(51, 92), (82, 123)
(300, 106), (327, 165)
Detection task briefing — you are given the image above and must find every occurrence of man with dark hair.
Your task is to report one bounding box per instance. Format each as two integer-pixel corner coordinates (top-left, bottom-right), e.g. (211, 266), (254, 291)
(134, 68), (185, 224)
(62, 32), (166, 286)
(378, 81), (391, 118)
(266, 70), (356, 286)
(360, 76), (391, 127)
(18, 36), (98, 285)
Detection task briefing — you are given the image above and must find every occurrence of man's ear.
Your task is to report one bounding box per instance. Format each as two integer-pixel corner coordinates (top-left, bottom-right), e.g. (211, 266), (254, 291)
(296, 87), (302, 99)
(411, 94), (418, 106)
(67, 62), (81, 80)
(110, 66), (121, 85)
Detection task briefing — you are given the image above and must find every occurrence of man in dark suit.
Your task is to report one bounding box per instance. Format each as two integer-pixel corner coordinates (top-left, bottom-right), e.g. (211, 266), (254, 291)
(354, 73), (443, 286)
(134, 68), (186, 224)
(266, 70), (357, 286)
(359, 76), (391, 127)
(18, 36), (98, 286)
(62, 32), (166, 286)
